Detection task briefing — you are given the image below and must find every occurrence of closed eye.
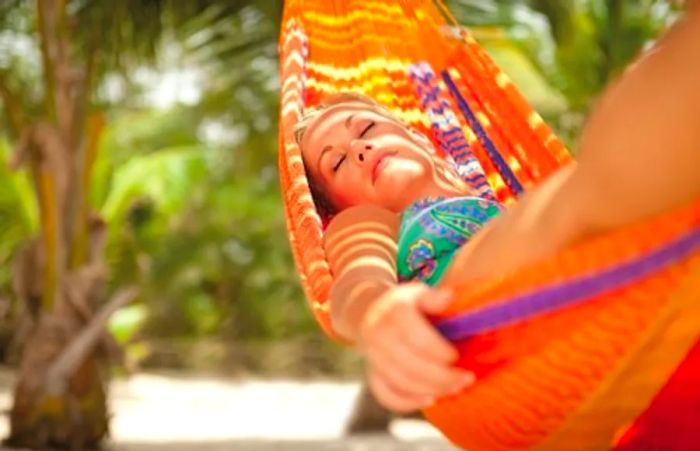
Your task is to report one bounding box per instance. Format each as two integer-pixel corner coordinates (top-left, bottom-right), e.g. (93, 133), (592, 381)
(333, 154), (346, 172)
(359, 121), (375, 138)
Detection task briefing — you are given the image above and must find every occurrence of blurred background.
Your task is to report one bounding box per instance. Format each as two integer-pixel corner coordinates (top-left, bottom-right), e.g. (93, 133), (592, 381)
(0, 0), (682, 449)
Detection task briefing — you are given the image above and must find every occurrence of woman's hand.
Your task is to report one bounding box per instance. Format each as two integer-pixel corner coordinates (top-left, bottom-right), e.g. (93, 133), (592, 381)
(357, 282), (475, 413)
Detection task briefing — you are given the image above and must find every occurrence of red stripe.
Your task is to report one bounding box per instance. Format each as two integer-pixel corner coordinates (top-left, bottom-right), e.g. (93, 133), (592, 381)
(614, 340), (700, 450)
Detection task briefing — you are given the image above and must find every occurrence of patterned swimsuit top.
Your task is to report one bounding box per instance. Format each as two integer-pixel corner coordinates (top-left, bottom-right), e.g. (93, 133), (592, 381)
(397, 196), (504, 286)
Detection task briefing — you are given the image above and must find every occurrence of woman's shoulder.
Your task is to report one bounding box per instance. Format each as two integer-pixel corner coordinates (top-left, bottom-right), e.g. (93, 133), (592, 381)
(323, 205), (402, 275)
(324, 205), (400, 242)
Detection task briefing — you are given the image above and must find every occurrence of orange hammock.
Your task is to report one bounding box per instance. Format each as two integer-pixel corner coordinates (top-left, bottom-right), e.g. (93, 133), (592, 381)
(277, 1), (700, 449)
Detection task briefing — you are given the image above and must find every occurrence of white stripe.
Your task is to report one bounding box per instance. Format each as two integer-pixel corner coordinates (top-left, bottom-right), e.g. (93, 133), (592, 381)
(281, 89), (301, 106)
(283, 52), (305, 72)
(282, 74), (302, 92)
(282, 102), (302, 118)
(288, 155), (304, 166)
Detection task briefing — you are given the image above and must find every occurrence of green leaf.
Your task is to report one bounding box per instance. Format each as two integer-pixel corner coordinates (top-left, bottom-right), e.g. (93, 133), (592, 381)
(100, 145), (209, 222)
(108, 303), (147, 343)
(0, 138), (38, 259)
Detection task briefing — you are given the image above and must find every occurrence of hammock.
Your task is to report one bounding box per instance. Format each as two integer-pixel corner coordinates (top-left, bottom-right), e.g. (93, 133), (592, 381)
(277, 1), (700, 449)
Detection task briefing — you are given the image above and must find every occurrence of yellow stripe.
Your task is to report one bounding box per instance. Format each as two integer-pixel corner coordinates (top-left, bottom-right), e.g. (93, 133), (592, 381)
(528, 112), (544, 129)
(303, 4), (407, 28)
(307, 57), (410, 79)
(495, 71), (511, 88)
(312, 301), (330, 313)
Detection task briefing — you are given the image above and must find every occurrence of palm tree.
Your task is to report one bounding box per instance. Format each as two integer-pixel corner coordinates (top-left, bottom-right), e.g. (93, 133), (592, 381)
(0, 1), (280, 448)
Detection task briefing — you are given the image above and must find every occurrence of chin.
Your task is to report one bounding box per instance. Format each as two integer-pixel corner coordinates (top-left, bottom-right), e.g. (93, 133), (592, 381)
(381, 165), (427, 186)
(378, 172), (429, 211)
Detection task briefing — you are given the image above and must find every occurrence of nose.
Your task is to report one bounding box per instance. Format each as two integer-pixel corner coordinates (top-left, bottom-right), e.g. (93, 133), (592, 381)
(350, 139), (372, 164)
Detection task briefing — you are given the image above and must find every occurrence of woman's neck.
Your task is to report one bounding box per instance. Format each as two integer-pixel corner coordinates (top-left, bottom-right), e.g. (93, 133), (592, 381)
(397, 179), (469, 211)
(417, 183), (467, 200)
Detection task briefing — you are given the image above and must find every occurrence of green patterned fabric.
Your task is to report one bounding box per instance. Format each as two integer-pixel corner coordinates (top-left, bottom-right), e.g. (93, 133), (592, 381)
(397, 197), (503, 285)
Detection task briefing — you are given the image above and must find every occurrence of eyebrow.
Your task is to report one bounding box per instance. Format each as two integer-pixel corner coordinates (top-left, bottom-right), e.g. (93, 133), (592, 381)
(344, 113), (356, 129)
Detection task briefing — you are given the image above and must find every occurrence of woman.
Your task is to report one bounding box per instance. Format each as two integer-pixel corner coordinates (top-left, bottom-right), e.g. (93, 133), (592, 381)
(297, 2), (700, 415)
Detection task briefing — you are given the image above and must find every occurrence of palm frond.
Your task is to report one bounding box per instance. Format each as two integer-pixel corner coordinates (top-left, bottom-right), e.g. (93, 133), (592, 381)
(100, 145), (209, 222)
(0, 138), (38, 265)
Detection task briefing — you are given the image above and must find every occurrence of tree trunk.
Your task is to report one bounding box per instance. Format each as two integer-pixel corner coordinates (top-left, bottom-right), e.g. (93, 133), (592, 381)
(5, 314), (108, 450)
(5, 209), (117, 450)
(2, 1), (115, 448)
(6, 224), (117, 450)
(344, 379), (425, 435)
(345, 381), (393, 434)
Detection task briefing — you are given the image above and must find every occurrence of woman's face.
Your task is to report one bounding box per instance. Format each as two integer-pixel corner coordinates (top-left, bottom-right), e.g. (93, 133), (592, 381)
(300, 102), (438, 213)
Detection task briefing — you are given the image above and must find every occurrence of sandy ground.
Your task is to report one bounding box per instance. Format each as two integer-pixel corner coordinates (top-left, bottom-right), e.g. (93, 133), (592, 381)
(0, 370), (459, 450)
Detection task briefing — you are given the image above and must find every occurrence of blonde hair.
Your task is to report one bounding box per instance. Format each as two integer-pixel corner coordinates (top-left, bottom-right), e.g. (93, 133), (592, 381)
(294, 92), (401, 146)
(295, 92), (468, 217)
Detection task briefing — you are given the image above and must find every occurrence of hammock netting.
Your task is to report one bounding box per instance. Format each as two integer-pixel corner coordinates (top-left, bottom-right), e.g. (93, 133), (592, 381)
(277, 1), (700, 449)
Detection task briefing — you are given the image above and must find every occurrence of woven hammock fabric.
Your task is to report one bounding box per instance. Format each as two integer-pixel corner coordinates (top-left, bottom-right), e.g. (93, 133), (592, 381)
(277, 1), (700, 449)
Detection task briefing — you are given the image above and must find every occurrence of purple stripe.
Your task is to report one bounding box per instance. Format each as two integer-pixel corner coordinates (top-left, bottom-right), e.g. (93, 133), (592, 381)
(409, 62), (496, 201)
(436, 226), (700, 341)
(442, 70), (524, 195)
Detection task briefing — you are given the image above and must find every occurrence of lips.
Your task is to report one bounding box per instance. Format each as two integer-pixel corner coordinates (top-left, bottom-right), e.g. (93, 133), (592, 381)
(371, 151), (397, 184)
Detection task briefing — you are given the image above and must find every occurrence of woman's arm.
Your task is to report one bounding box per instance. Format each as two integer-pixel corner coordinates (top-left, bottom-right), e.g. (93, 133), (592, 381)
(572, 5), (700, 231)
(444, 6), (700, 285)
(324, 206), (474, 412)
(323, 204), (400, 341)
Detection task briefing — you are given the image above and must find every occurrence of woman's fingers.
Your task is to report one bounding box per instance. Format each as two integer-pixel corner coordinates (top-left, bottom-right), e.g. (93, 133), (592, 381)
(365, 301), (474, 399)
(391, 303), (458, 364)
(367, 367), (432, 414)
(416, 286), (454, 315)
(362, 283), (457, 363)
(367, 338), (474, 398)
(359, 282), (475, 413)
